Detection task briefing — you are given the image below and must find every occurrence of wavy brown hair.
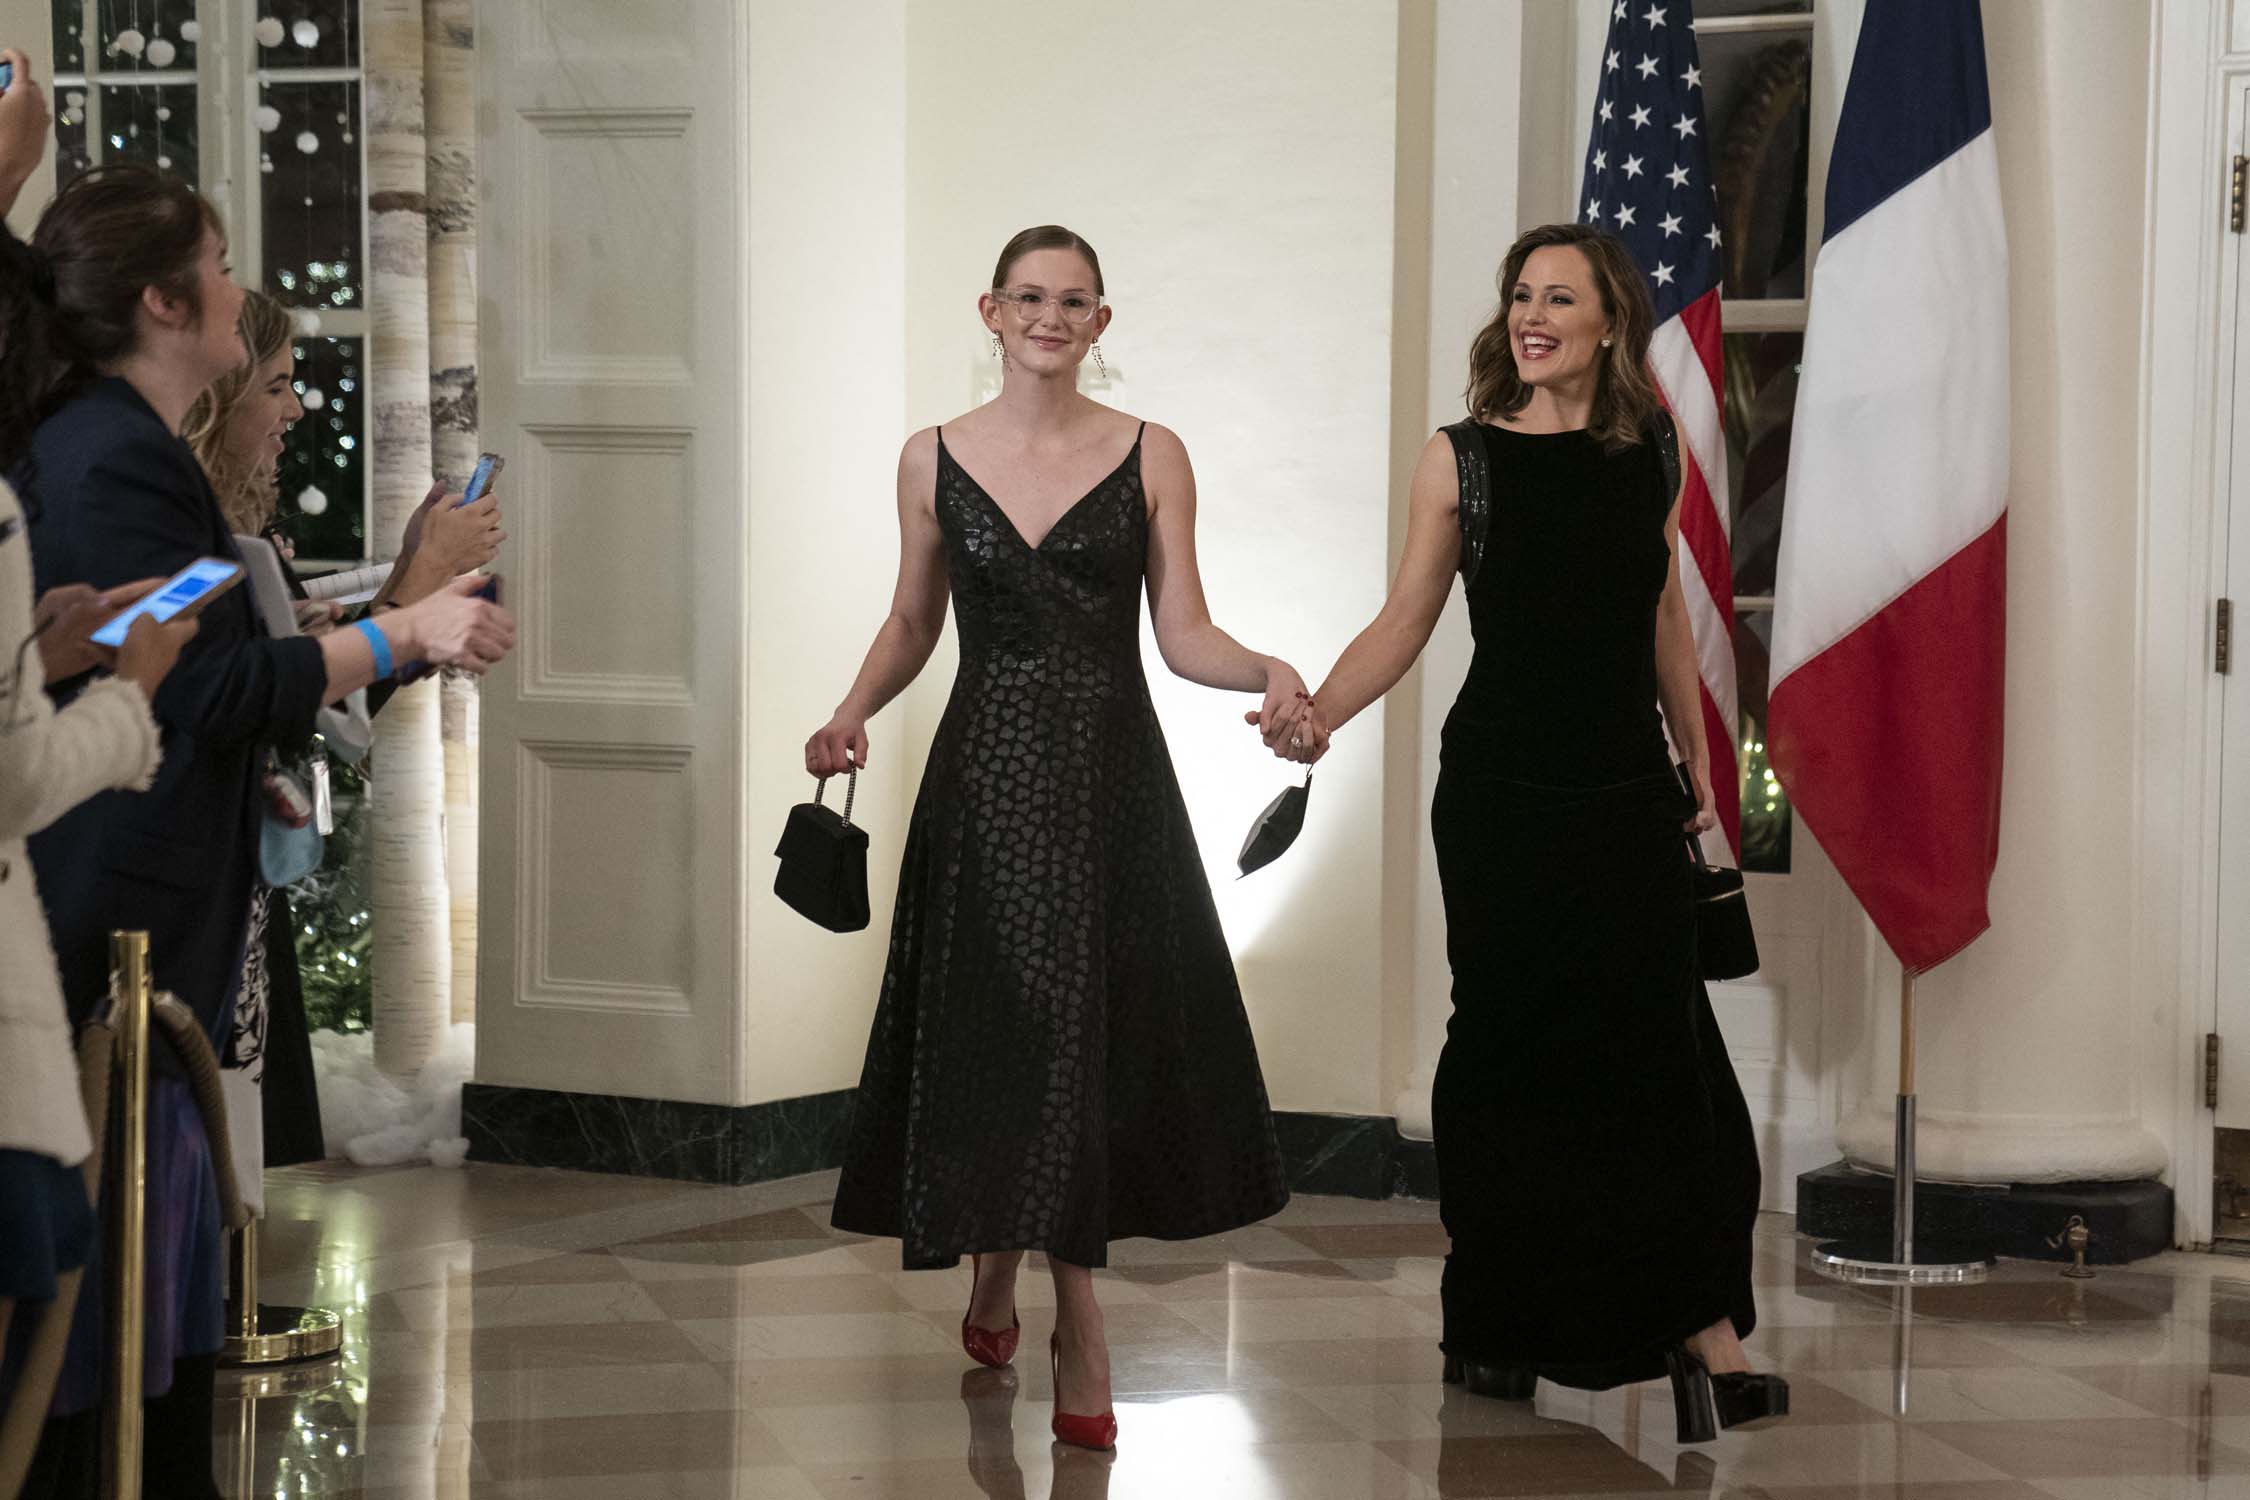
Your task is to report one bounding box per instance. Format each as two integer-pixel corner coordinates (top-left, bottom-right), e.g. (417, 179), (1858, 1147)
(1464, 223), (1661, 451)
(182, 290), (294, 534)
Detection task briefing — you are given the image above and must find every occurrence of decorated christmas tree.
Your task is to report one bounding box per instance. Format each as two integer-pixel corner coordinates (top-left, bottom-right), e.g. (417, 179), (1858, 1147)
(294, 755), (373, 1032)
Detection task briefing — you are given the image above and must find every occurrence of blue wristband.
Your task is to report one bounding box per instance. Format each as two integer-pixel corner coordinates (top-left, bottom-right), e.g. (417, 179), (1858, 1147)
(352, 617), (395, 680)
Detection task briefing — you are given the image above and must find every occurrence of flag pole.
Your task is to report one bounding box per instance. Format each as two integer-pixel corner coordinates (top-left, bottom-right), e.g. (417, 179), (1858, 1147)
(1813, 959), (1993, 1288)
(1896, 968), (1915, 1263)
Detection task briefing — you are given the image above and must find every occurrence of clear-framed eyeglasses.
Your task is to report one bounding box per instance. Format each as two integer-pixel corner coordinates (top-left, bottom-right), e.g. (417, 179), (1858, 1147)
(990, 287), (1103, 325)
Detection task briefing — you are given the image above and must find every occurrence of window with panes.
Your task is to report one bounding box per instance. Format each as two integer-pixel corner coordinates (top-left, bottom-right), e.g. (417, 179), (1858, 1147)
(1698, 0), (1813, 872)
(49, 0), (369, 565)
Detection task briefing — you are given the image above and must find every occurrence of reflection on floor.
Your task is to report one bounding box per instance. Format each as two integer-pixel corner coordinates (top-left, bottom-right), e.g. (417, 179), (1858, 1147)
(224, 1161), (2250, 1498)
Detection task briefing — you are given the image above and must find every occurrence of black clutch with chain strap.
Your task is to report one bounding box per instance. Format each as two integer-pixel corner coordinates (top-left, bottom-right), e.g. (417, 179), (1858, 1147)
(774, 769), (871, 933)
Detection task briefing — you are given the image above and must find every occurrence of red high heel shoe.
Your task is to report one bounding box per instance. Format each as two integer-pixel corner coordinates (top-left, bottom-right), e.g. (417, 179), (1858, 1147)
(1048, 1333), (1118, 1451)
(961, 1253), (1020, 1369)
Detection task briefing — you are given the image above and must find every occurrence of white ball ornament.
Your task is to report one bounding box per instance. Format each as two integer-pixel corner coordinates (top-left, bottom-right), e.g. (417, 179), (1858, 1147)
(292, 18), (320, 47)
(255, 104), (281, 132)
(292, 309), (322, 336)
(254, 17), (285, 48)
(113, 28), (145, 57)
(178, 20), (200, 42)
(301, 387), (327, 411)
(146, 38), (176, 67)
(295, 130), (319, 155)
(296, 485), (328, 517)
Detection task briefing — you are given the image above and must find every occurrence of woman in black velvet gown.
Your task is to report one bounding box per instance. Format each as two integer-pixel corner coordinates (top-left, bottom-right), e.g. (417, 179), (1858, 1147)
(1278, 224), (1786, 1444)
(812, 226), (1302, 1452)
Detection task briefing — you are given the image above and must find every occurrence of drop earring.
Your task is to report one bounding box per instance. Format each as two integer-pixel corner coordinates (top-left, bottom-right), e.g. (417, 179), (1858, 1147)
(1092, 343), (1107, 379)
(992, 334), (1004, 358)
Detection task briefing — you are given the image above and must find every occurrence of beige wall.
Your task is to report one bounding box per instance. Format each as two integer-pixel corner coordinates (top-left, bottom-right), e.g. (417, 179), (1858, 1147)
(740, 0), (909, 1105)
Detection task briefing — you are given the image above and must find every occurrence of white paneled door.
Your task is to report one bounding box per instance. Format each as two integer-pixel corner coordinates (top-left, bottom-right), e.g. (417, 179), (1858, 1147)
(474, 0), (745, 1105)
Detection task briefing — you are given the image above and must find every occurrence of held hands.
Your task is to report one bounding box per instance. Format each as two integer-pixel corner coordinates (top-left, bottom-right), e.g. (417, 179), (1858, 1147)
(806, 714), (868, 779)
(1242, 659), (1329, 766)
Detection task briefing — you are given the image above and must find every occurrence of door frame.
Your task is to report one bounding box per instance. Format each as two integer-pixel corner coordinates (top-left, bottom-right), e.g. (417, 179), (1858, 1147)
(2144, 0), (2249, 1250)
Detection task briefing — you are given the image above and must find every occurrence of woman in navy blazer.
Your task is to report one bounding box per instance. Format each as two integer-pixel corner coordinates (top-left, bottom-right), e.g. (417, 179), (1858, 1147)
(0, 165), (513, 1498)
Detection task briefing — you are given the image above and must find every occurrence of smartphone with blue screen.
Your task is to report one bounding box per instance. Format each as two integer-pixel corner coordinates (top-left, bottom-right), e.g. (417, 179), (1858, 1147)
(458, 452), (503, 508)
(89, 558), (243, 648)
(0, 61), (15, 92)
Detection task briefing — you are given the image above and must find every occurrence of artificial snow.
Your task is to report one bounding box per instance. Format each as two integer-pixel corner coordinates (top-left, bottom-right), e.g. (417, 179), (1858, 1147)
(308, 1023), (476, 1169)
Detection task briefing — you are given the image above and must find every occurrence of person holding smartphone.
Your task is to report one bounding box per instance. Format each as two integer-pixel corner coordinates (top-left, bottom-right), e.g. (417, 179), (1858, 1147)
(0, 165), (515, 1499)
(177, 288), (508, 1168)
(0, 478), (196, 1500)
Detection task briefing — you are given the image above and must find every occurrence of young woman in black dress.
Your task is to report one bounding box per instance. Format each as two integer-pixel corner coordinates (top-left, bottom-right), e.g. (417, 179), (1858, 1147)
(813, 226), (1304, 1451)
(1276, 223), (1786, 1443)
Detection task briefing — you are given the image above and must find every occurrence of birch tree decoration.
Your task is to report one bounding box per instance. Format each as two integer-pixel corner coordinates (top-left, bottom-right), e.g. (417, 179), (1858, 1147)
(426, 0), (484, 1023)
(368, 0), (450, 1079)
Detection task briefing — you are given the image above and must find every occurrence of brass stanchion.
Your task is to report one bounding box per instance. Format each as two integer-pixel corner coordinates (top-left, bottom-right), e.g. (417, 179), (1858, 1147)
(102, 931), (152, 1500)
(220, 1219), (341, 1366)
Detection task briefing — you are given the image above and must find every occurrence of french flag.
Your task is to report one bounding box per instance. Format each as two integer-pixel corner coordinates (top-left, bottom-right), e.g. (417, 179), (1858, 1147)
(1767, 0), (2008, 974)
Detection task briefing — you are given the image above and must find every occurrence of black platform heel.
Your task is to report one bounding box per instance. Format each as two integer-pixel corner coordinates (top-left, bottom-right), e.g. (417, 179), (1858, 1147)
(1441, 1352), (1537, 1400)
(1663, 1346), (1789, 1444)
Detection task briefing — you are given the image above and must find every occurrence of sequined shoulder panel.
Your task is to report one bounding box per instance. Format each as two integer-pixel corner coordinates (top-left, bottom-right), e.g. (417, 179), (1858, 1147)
(1440, 420), (1493, 589)
(1650, 408), (1681, 505)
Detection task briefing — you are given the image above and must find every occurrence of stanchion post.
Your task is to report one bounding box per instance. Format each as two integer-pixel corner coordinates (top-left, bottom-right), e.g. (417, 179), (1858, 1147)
(102, 931), (152, 1500)
(235, 1224), (258, 1343)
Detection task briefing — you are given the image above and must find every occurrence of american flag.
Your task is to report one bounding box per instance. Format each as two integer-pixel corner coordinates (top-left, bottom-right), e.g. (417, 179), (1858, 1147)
(1577, 0), (1743, 857)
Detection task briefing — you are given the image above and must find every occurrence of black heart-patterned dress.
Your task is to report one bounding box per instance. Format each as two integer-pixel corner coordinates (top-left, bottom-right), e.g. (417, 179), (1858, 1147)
(830, 424), (1290, 1269)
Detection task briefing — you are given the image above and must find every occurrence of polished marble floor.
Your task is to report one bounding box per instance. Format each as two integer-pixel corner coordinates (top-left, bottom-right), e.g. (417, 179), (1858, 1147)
(222, 1162), (2250, 1498)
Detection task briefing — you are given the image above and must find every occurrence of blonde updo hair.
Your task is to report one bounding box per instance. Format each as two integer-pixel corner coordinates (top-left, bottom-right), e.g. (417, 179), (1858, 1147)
(182, 289), (295, 534)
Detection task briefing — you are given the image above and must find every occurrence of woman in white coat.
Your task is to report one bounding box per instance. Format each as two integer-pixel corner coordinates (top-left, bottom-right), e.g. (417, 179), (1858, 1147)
(0, 471), (191, 1461)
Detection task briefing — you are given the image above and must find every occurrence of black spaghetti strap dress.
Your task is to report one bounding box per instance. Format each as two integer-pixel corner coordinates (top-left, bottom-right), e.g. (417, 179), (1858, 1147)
(1428, 416), (1760, 1388)
(830, 425), (1289, 1270)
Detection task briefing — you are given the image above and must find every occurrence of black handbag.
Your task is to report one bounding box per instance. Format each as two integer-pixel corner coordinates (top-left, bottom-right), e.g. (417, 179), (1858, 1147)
(773, 770), (871, 933)
(1685, 828), (1760, 981)
(1237, 770), (1311, 877)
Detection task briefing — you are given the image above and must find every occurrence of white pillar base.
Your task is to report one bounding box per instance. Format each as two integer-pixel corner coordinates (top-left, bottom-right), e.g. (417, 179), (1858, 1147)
(1394, 1062), (1436, 1144)
(1838, 1102), (2167, 1185)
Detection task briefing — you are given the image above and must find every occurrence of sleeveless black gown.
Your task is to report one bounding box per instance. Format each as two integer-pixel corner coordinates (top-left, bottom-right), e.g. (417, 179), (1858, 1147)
(1431, 419), (1759, 1388)
(831, 425), (1289, 1270)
